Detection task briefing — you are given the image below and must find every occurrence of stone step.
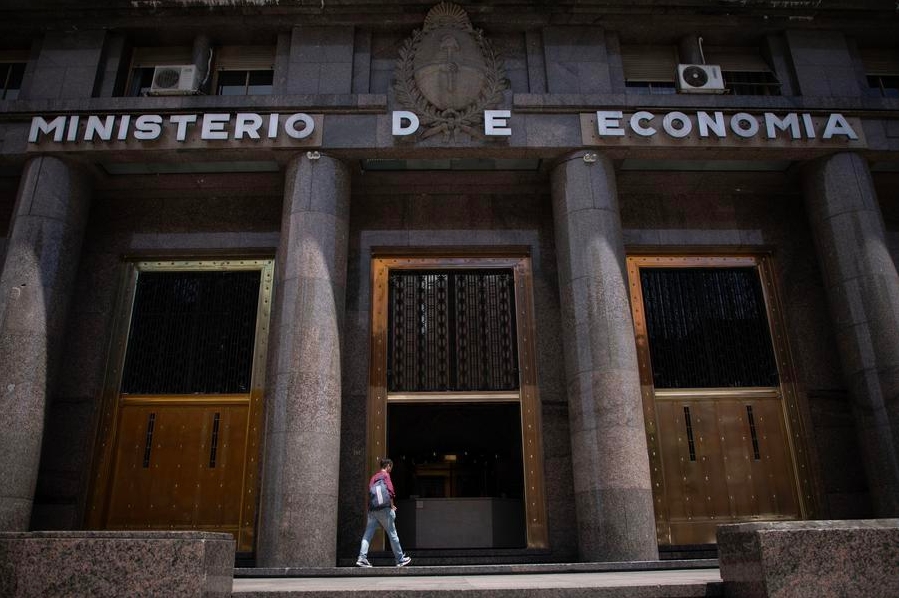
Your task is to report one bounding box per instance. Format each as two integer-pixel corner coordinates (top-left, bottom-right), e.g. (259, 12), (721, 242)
(233, 561), (722, 597)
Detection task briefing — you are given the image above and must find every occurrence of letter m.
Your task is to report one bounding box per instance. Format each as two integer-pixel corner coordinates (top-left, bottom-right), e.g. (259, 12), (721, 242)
(29, 116), (66, 143)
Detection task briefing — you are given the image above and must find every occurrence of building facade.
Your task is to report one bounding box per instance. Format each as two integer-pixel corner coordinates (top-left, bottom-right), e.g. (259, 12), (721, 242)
(0, 0), (896, 567)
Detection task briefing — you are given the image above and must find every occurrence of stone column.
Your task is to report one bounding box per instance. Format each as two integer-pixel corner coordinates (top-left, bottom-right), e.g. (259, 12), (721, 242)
(551, 151), (658, 561)
(257, 152), (350, 566)
(801, 152), (898, 516)
(0, 156), (92, 529)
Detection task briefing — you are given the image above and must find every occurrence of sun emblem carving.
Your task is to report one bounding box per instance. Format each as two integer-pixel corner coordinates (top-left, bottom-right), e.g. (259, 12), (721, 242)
(394, 2), (508, 141)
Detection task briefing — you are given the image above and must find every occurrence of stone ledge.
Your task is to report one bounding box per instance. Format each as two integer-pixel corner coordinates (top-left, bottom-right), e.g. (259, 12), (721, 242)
(717, 519), (899, 598)
(0, 531), (234, 598)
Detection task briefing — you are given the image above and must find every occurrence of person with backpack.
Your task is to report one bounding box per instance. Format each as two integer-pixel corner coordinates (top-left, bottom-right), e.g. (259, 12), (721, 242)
(356, 458), (412, 567)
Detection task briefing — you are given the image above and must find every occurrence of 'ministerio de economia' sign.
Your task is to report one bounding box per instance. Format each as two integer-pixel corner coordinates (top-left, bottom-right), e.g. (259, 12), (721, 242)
(26, 109), (866, 150)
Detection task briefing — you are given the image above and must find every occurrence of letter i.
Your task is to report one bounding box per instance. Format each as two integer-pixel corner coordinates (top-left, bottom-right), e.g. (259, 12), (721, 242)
(66, 116), (79, 142)
(118, 115), (131, 140)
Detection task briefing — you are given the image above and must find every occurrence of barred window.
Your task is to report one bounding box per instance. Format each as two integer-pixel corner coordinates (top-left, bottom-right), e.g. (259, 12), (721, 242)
(121, 270), (261, 394)
(639, 267), (778, 388)
(387, 269), (519, 392)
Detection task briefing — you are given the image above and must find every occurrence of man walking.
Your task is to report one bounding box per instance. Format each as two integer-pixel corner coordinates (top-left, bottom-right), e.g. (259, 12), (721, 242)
(356, 458), (412, 567)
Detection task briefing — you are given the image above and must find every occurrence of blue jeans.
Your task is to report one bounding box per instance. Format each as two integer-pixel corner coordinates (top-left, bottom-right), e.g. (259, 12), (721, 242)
(358, 507), (405, 564)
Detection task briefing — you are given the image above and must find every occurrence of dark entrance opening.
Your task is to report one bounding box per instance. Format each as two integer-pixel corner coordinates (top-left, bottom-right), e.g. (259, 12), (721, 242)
(387, 402), (526, 549)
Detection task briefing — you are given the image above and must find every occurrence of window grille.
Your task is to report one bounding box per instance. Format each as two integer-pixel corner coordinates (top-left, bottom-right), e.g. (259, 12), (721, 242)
(639, 267), (778, 389)
(387, 269), (518, 392)
(121, 270), (261, 394)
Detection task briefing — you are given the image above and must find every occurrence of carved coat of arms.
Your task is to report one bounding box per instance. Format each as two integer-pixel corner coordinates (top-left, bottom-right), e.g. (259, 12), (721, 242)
(394, 2), (507, 141)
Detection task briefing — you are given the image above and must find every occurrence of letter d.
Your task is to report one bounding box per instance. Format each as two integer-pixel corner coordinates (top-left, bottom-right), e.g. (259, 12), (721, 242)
(392, 111), (420, 136)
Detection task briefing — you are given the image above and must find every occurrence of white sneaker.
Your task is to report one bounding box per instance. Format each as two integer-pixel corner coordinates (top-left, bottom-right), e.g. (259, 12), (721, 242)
(396, 555), (411, 567)
(356, 556), (372, 567)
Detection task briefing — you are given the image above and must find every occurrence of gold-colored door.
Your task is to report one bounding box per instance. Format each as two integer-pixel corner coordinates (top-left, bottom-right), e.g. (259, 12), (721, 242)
(88, 259), (273, 553)
(627, 255), (814, 545)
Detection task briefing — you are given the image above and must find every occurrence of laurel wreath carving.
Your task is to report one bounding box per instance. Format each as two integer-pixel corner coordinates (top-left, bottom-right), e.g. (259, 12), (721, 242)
(394, 5), (508, 141)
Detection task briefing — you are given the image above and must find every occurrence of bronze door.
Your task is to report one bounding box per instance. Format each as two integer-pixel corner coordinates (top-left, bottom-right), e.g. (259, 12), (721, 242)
(88, 259), (273, 553)
(627, 255), (813, 545)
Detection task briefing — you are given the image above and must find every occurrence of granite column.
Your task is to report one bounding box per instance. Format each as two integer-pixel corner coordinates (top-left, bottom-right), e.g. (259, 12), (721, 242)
(801, 152), (898, 516)
(0, 156), (92, 529)
(257, 153), (350, 566)
(551, 151), (658, 561)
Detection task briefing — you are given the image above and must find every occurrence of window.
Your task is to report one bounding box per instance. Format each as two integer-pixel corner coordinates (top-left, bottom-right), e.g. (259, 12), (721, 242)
(216, 70), (273, 95)
(860, 49), (898, 98)
(704, 46), (781, 96)
(126, 46), (192, 96)
(622, 45), (678, 95)
(213, 46), (274, 96)
(0, 51), (27, 100)
(0, 62), (25, 100)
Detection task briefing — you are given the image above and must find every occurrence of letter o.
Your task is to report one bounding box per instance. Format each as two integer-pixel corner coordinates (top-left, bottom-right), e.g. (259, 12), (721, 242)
(662, 112), (692, 138)
(284, 113), (315, 139)
(730, 113), (759, 138)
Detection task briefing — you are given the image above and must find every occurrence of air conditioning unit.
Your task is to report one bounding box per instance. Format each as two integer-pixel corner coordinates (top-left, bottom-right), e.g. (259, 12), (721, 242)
(676, 64), (726, 94)
(148, 65), (200, 95)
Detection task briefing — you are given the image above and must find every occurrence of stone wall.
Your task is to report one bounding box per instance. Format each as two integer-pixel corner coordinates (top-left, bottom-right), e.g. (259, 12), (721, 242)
(717, 519), (899, 598)
(0, 531), (234, 598)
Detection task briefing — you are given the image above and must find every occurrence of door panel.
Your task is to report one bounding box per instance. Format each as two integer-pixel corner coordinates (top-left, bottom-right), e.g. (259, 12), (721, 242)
(105, 401), (248, 531)
(655, 393), (800, 544)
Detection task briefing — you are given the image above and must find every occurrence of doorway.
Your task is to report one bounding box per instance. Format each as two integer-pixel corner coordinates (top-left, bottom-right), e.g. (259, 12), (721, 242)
(627, 254), (813, 546)
(389, 402), (525, 548)
(87, 258), (273, 554)
(366, 253), (548, 549)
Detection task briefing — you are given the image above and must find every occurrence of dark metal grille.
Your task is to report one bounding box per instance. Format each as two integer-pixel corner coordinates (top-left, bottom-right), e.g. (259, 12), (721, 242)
(388, 269), (518, 392)
(640, 267), (778, 389)
(122, 270), (261, 394)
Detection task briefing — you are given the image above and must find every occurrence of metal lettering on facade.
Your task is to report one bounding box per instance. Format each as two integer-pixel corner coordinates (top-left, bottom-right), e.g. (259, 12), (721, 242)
(28, 112), (323, 150)
(27, 109), (864, 149)
(581, 110), (865, 147)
